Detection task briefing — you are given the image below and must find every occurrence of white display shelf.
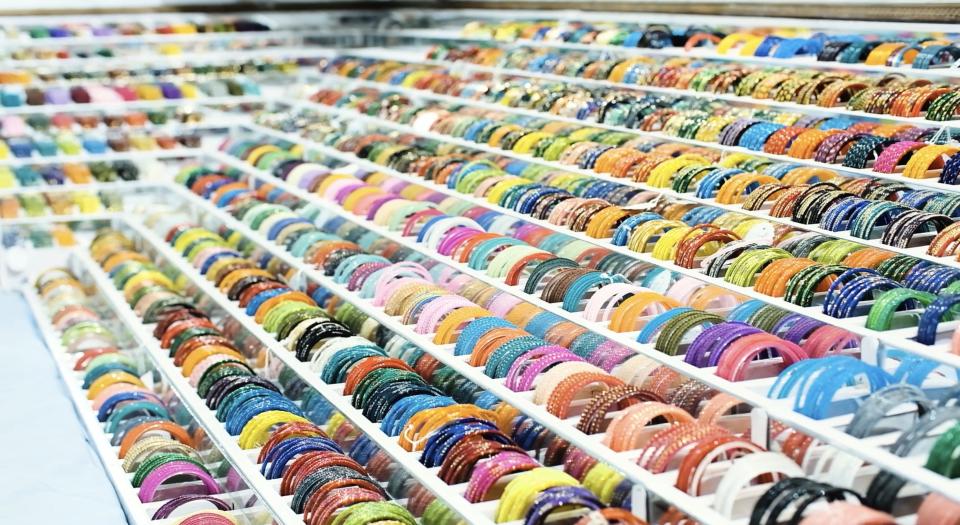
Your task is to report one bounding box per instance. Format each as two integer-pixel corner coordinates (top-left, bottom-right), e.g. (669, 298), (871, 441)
(119, 217), (503, 525)
(301, 72), (960, 271)
(2, 46), (333, 70)
(233, 121), (960, 369)
(162, 182), (733, 525)
(394, 8), (960, 33)
(377, 28), (960, 81)
(23, 275), (276, 525)
(205, 148), (960, 507)
(71, 247), (303, 525)
(340, 46), (960, 165)
(0, 180), (159, 198)
(0, 29), (323, 49)
(0, 148), (204, 168)
(0, 211), (119, 225)
(319, 49), (956, 131)
(0, 95), (266, 116)
(21, 288), (156, 525)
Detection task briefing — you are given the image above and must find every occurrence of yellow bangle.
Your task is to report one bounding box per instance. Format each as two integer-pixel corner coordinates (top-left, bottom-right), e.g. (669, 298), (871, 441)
(496, 468), (579, 523)
(434, 306), (492, 344)
(903, 145), (960, 179)
(716, 32), (758, 54)
(647, 155), (709, 188)
(627, 220), (685, 253)
(87, 371), (145, 400)
(238, 410), (309, 449)
(716, 174), (779, 204)
(244, 144), (281, 167)
(652, 226), (693, 260)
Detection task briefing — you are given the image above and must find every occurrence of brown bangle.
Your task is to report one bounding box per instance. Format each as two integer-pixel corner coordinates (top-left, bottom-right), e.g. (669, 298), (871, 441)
(576, 385), (662, 434)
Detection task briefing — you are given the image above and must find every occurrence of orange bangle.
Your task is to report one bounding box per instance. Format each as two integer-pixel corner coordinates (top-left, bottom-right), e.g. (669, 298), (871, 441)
(754, 258), (818, 297)
(544, 372), (625, 418)
(118, 420), (194, 459)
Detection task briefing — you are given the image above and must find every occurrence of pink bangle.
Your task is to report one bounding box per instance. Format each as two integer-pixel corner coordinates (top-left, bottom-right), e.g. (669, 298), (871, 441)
(716, 333), (808, 381)
(873, 141), (926, 173)
(487, 293), (523, 318)
(917, 493), (960, 525)
(176, 512), (236, 525)
(92, 384), (152, 410)
(414, 296), (475, 334)
(402, 209), (444, 237)
(506, 347), (582, 392)
(138, 461), (221, 503)
(798, 502), (895, 525)
(444, 274), (474, 293)
(666, 277), (706, 305)
(802, 326), (859, 358)
(464, 451), (538, 503)
(582, 283), (646, 322)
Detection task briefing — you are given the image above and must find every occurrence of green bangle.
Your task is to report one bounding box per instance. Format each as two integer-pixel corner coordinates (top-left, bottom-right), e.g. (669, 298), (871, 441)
(748, 304), (791, 332)
(808, 239), (865, 264)
(332, 502), (417, 525)
(654, 310), (724, 356)
(263, 301), (314, 334)
(132, 453), (207, 487)
(876, 255), (922, 281)
(926, 422), (960, 477)
(784, 264), (847, 307)
(724, 248), (792, 287)
(197, 362), (255, 398)
(866, 288), (937, 331)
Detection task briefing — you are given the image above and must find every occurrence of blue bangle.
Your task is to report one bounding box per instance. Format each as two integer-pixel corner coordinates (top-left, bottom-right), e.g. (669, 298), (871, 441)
(820, 197), (870, 232)
(637, 307), (693, 344)
(485, 336), (546, 378)
(97, 391), (161, 422)
(563, 272), (626, 312)
(754, 35), (784, 56)
(320, 346), (386, 384)
(262, 436), (343, 479)
(83, 363), (140, 388)
(824, 276), (898, 318)
(348, 435), (378, 464)
(468, 237), (526, 270)
(104, 401), (171, 433)
(454, 317), (516, 357)
(245, 287), (290, 316)
(612, 212), (662, 246)
(727, 299), (767, 322)
(917, 294), (960, 344)
(525, 312), (564, 339)
(380, 394), (455, 436)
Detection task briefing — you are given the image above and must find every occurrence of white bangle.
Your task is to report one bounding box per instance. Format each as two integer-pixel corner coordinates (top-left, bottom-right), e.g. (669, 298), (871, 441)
(712, 451), (805, 517)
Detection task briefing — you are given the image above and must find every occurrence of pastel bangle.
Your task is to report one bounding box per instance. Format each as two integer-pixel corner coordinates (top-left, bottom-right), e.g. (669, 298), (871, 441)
(138, 460), (221, 502)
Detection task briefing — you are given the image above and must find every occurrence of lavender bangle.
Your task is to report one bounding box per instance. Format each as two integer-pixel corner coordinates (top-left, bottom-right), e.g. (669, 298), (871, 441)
(465, 451), (539, 503)
(589, 341), (634, 372)
(152, 495), (232, 519)
(685, 322), (762, 368)
(512, 349), (584, 392)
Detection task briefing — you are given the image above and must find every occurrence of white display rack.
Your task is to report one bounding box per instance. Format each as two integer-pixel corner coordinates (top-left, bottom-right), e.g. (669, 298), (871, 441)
(22, 270), (275, 525)
(0, 29), (330, 49)
(0, 180), (159, 198)
(205, 146), (960, 508)
(0, 148), (204, 168)
(118, 217), (503, 525)
(2, 46), (334, 70)
(301, 72), (960, 270)
(376, 28), (960, 80)
(0, 95), (266, 116)
(321, 49), (955, 131)
(282, 91), (960, 277)
(232, 120), (960, 369)
(393, 7), (960, 33)
(342, 46), (960, 161)
(0, 211), (119, 225)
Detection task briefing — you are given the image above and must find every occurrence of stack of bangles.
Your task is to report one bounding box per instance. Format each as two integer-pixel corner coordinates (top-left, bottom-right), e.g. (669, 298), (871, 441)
(455, 20), (960, 74)
(272, 103), (960, 264)
(308, 83), (960, 188)
(0, 159), (141, 189)
(33, 267), (242, 524)
(0, 189), (117, 218)
(417, 44), (960, 121)
(88, 230), (435, 525)
(233, 127), (960, 350)
(173, 159), (960, 523)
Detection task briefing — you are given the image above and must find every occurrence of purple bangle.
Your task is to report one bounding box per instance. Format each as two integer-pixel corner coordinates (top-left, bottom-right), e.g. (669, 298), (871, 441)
(780, 317), (825, 344)
(333, 182), (366, 204)
(151, 495), (232, 519)
(511, 348), (584, 392)
(563, 448), (596, 480)
(589, 341), (634, 372)
(381, 178), (409, 194)
(138, 461), (222, 502)
(524, 486), (603, 525)
(437, 227), (483, 256)
(364, 195), (399, 220)
(812, 132), (855, 164)
(297, 170), (327, 191)
(45, 87), (72, 105)
(891, 127), (925, 142)
(719, 119), (760, 146)
(348, 262), (389, 291)
(177, 512), (236, 525)
(464, 451), (538, 503)
(504, 346), (571, 390)
(873, 141), (926, 173)
(769, 313), (808, 336)
(685, 322), (761, 368)
(159, 83), (183, 99)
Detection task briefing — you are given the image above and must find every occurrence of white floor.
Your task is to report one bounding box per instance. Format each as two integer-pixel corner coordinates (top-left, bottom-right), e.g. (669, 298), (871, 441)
(0, 291), (127, 523)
